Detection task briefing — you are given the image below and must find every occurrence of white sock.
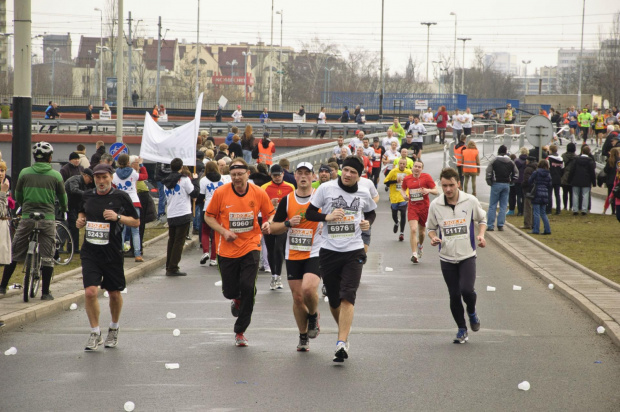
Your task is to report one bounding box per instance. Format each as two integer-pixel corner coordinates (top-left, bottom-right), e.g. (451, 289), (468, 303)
(91, 326), (100, 334)
(110, 322), (119, 329)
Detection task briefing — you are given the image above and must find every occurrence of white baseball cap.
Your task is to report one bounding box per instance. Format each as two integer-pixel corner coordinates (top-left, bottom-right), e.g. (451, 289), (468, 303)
(295, 162), (313, 172)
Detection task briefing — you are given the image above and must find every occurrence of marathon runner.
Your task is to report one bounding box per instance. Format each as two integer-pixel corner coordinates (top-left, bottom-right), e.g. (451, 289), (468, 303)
(406, 116), (427, 160)
(267, 162), (324, 352)
(204, 158), (275, 347)
(312, 164), (332, 189)
(369, 137), (385, 188)
(426, 167), (486, 344)
(76, 163), (140, 351)
(384, 158), (412, 242)
(306, 156), (377, 362)
(400, 159), (438, 263)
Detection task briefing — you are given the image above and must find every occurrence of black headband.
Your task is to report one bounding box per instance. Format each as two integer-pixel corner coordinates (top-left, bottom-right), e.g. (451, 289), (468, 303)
(229, 164), (249, 171)
(342, 157), (364, 176)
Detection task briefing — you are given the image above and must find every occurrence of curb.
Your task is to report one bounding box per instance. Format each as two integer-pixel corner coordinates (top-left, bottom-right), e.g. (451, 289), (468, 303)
(487, 223), (620, 347)
(0, 235), (198, 333)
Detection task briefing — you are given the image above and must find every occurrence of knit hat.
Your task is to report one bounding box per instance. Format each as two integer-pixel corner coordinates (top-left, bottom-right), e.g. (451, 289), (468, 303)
(69, 152), (80, 160)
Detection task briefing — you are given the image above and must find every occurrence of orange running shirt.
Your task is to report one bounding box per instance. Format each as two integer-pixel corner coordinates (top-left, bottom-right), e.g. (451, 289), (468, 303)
(205, 182), (275, 258)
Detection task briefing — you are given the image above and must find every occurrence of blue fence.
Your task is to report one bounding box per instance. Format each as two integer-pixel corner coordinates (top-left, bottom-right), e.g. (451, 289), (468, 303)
(327, 92), (549, 115)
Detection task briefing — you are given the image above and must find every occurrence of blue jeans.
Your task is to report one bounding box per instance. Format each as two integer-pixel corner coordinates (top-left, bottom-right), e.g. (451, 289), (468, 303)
(487, 183), (510, 229)
(242, 149), (252, 164)
(157, 181), (167, 217)
(124, 208), (141, 256)
(532, 203), (551, 234)
(572, 186), (590, 213)
(193, 203), (203, 232)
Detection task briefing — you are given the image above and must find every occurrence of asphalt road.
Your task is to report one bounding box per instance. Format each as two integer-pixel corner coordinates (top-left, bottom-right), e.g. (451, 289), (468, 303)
(0, 147), (618, 412)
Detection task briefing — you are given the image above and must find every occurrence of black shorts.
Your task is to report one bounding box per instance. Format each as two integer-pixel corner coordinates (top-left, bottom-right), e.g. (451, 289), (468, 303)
(286, 257), (321, 281)
(81, 256), (126, 291)
(319, 248), (366, 308)
(412, 142), (423, 153)
(463, 127), (472, 136)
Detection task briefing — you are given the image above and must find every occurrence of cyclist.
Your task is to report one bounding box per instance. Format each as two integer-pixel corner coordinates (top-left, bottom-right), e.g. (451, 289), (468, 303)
(77, 163), (140, 350)
(0, 142), (67, 299)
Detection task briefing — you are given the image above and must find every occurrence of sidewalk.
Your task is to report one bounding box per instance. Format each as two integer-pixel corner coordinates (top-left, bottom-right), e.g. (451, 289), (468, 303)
(0, 232), (198, 332)
(487, 222), (620, 347)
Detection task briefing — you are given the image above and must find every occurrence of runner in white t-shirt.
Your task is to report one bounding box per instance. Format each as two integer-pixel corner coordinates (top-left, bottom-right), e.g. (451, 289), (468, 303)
(451, 109), (463, 143)
(462, 108), (474, 137)
(422, 107), (434, 123)
(381, 129), (400, 150)
(199, 161), (227, 266)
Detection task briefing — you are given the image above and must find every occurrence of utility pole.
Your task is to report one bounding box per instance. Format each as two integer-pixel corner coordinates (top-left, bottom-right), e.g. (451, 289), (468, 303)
(577, 0), (585, 109)
(127, 11), (132, 101)
(379, 0), (384, 120)
(156, 16), (161, 105)
(457, 37), (471, 94)
(12, 0), (32, 184)
(420, 22), (437, 83)
(450, 12), (457, 95)
(116, 0), (124, 142)
(269, 0), (273, 111)
(195, 0), (200, 100)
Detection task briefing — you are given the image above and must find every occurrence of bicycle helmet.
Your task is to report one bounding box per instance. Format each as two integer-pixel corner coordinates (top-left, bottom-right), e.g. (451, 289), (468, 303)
(32, 141), (54, 159)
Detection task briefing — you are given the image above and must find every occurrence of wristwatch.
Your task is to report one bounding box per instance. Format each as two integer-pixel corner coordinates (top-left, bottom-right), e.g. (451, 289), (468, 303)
(117, 214), (121, 222)
(284, 220), (291, 228)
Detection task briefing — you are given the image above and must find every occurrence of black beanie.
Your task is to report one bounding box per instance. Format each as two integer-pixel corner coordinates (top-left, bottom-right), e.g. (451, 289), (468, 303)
(342, 156), (364, 176)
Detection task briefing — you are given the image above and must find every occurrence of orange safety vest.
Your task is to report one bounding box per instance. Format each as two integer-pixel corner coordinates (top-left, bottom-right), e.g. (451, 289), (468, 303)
(285, 191), (321, 261)
(257, 141), (275, 165)
(152, 108), (159, 122)
(454, 144), (466, 166)
(462, 148), (479, 173)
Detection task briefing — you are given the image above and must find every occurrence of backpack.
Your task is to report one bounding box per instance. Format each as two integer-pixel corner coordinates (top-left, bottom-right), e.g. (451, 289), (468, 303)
(251, 143), (259, 160)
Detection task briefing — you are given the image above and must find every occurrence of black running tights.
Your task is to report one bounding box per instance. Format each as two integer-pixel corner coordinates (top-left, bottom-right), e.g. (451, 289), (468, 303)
(440, 257), (477, 330)
(391, 206), (406, 233)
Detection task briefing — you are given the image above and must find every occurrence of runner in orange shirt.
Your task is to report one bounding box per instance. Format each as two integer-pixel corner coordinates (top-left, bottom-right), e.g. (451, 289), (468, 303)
(204, 158), (275, 347)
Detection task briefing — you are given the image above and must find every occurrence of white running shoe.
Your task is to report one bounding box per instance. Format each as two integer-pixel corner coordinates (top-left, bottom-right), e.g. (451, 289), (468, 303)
(333, 341), (349, 362)
(270, 276), (278, 290)
(410, 253), (419, 264)
(276, 275), (283, 289)
(209, 259), (218, 266)
(417, 245), (423, 259)
(200, 253), (210, 265)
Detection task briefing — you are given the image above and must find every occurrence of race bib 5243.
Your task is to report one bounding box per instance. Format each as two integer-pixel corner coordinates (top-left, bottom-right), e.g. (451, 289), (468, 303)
(85, 221), (110, 245)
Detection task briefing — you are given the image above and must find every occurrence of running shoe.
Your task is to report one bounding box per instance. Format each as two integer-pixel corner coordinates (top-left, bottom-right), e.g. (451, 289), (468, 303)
(322, 284), (327, 297)
(333, 341), (349, 362)
(410, 253), (419, 264)
(276, 276), (283, 289)
(307, 313), (320, 339)
(209, 259), (218, 266)
(235, 333), (248, 347)
(393, 223), (398, 233)
(200, 253), (210, 265)
(453, 328), (468, 344)
(297, 335), (310, 352)
(398, 233), (404, 242)
(85, 332), (103, 351)
(469, 313), (480, 332)
(104, 327), (119, 348)
(417, 245), (423, 259)
(270, 276), (278, 290)
(231, 299), (241, 317)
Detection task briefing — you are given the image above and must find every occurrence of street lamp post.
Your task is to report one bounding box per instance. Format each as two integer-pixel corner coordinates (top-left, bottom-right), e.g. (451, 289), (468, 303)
(577, 0), (585, 109)
(47, 47), (58, 97)
(226, 60), (237, 91)
(195, 0), (200, 100)
(269, 0), (274, 111)
(276, 9), (283, 111)
(432, 60), (442, 94)
(457, 37), (471, 94)
(87, 50), (92, 99)
(94, 7), (103, 104)
(450, 12), (457, 94)
(242, 51), (251, 103)
(420, 22), (437, 83)
(379, 0), (385, 120)
(522, 60), (531, 96)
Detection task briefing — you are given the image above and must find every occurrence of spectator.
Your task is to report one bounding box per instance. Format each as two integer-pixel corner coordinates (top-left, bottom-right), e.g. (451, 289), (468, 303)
(215, 105), (223, 123)
(317, 107), (327, 138)
(232, 105), (243, 122)
(154, 162), (172, 222)
(297, 105), (305, 118)
(131, 90), (139, 107)
(259, 108), (269, 123)
(520, 156), (538, 230)
(435, 105), (449, 144)
(568, 145), (596, 215)
(0, 99), (10, 132)
(255, 132), (275, 166)
(0, 160), (11, 265)
(225, 126), (238, 146)
(198, 161), (225, 266)
(485, 145), (518, 231)
(214, 144), (230, 161)
(77, 104), (94, 134)
(451, 109), (463, 144)
(510, 147), (529, 216)
(339, 106), (350, 123)
(151, 105), (159, 122)
(560, 142), (577, 211)
(75, 144), (90, 168)
(528, 159), (552, 235)
(602, 125), (620, 158)
(489, 108), (499, 121)
(64, 168), (95, 253)
(356, 108), (366, 125)
(547, 144), (564, 215)
(60, 152), (84, 182)
(238, 125), (254, 164)
(604, 147), (619, 215)
(249, 162), (271, 187)
(159, 104), (166, 116)
(278, 158), (297, 188)
(462, 140), (480, 196)
(229, 134), (243, 160)
(90, 141), (106, 167)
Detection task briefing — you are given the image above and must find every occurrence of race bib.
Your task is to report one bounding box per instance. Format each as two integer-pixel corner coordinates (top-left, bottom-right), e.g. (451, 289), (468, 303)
(327, 215), (355, 239)
(443, 218), (468, 239)
(289, 228), (313, 251)
(410, 189), (424, 202)
(396, 173), (406, 190)
(85, 221), (110, 245)
(229, 212), (254, 233)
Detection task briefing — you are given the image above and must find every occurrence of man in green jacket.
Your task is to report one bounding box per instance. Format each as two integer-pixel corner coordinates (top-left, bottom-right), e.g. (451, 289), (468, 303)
(0, 142), (67, 299)
(389, 118), (406, 145)
(577, 108), (593, 143)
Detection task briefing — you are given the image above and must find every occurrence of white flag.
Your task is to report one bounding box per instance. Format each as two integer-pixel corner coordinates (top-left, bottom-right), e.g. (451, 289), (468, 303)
(140, 93), (203, 166)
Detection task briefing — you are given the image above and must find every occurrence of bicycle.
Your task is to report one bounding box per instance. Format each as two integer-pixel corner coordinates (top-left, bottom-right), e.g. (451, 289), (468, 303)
(54, 220), (74, 266)
(22, 212), (45, 302)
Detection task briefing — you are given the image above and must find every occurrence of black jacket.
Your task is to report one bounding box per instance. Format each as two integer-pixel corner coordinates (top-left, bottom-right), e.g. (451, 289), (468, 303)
(486, 155), (518, 185)
(529, 169), (552, 205)
(90, 146), (106, 167)
(155, 162), (172, 182)
(282, 169), (297, 188)
(60, 163), (83, 182)
(568, 155), (596, 188)
(249, 172), (270, 187)
(602, 132), (619, 158)
(561, 152), (577, 185)
(547, 154), (564, 185)
(64, 174), (93, 210)
(522, 160), (537, 192)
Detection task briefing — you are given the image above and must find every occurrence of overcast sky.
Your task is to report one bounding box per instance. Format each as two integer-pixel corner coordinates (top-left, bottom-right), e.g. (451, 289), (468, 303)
(7, 0), (620, 79)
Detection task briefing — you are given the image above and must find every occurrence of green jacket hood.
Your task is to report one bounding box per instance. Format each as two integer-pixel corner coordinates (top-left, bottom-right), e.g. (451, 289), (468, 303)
(30, 162), (53, 173)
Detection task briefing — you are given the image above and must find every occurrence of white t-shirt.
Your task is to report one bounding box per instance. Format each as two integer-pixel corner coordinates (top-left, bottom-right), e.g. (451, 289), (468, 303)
(462, 114), (474, 128)
(422, 112), (434, 123)
(384, 149), (400, 170)
(452, 114), (463, 130)
(165, 175), (195, 219)
(362, 146), (374, 159)
(359, 177), (379, 200)
(318, 112), (326, 124)
(407, 123), (427, 142)
(113, 170), (140, 204)
(232, 110), (243, 122)
(199, 175), (225, 208)
(333, 145), (352, 157)
(349, 137), (363, 150)
(382, 135), (400, 149)
(309, 179), (377, 252)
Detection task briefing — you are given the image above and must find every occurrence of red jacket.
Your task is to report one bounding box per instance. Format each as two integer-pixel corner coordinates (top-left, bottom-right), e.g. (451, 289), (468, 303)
(435, 110), (449, 128)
